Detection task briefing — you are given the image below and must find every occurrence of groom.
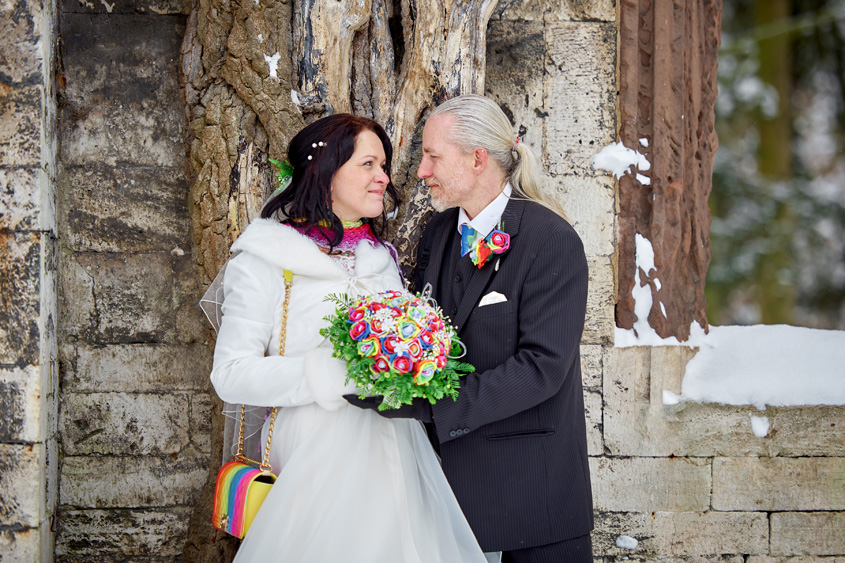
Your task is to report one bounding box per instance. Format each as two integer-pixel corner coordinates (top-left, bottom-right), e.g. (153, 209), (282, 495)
(350, 94), (593, 562)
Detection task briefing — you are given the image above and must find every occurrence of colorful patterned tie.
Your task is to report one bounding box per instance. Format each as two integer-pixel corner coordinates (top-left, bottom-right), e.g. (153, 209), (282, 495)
(460, 223), (481, 257)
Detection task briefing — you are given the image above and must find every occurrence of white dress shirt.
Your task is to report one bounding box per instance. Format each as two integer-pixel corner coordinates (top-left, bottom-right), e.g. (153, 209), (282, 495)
(457, 182), (513, 237)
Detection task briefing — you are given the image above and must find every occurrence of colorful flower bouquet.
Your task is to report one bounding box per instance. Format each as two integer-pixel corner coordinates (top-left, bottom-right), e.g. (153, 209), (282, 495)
(319, 289), (475, 410)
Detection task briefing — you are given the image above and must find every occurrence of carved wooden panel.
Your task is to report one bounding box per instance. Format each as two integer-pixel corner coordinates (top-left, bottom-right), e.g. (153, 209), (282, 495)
(617, 0), (720, 340)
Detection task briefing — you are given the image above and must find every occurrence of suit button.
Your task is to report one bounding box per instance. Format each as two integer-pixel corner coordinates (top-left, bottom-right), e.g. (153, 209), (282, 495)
(449, 430), (457, 438)
(454, 274), (461, 283)
(463, 427), (470, 433)
(450, 307), (457, 316)
(455, 429), (464, 436)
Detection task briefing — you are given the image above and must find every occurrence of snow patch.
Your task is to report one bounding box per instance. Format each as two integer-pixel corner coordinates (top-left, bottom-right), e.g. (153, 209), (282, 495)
(592, 141), (651, 186)
(639, 137), (649, 148)
(750, 415), (770, 437)
(616, 536), (639, 550)
(291, 90), (300, 106)
(264, 52), (281, 81)
(679, 324), (845, 409)
(615, 234), (706, 348)
(663, 390), (681, 405)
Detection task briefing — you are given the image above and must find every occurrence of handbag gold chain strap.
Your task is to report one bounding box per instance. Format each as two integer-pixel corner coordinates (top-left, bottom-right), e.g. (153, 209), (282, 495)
(235, 269), (293, 474)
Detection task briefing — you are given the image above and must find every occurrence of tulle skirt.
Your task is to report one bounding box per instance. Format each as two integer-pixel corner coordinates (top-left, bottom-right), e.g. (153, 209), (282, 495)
(233, 403), (487, 563)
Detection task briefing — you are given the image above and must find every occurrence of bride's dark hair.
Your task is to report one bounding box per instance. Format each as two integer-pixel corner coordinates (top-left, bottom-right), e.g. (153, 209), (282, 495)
(261, 114), (400, 247)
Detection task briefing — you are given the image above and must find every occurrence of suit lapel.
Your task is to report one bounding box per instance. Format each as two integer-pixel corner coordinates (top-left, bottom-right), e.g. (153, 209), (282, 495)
(452, 198), (525, 332)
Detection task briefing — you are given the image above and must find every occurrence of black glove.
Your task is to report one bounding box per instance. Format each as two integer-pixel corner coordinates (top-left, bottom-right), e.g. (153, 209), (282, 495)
(344, 394), (433, 423)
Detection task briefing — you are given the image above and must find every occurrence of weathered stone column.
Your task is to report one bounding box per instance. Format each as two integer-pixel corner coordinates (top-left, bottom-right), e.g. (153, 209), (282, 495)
(0, 0), (59, 558)
(54, 1), (209, 558)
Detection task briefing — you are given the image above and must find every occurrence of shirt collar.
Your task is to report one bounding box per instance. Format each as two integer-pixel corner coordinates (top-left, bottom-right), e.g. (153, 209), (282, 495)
(457, 182), (512, 238)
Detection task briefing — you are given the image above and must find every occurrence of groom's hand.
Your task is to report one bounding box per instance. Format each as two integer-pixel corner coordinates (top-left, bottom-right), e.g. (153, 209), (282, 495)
(343, 395), (433, 423)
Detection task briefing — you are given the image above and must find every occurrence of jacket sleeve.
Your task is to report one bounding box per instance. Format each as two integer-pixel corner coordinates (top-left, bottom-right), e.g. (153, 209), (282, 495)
(431, 226), (589, 442)
(209, 252), (355, 409)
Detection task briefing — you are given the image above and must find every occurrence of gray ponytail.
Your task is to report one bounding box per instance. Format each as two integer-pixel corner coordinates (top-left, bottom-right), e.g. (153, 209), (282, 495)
(430, 94), (568, 220)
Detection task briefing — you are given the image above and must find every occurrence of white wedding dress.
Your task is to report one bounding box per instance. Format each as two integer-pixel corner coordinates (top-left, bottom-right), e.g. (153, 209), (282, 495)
(208, 219), (486, 563)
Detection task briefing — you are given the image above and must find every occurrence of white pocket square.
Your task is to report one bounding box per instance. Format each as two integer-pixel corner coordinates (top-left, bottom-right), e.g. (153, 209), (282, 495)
(478, 291), (507, 307)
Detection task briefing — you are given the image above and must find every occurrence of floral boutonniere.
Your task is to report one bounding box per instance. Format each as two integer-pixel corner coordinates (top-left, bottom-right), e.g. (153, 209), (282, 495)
(461, 222), (511, 269)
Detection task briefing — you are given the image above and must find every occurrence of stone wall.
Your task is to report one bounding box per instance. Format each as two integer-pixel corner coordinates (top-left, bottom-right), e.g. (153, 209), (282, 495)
(0, 0), (59, 558)
(1, 0), (843, 560)
(52, 0), (209, 560)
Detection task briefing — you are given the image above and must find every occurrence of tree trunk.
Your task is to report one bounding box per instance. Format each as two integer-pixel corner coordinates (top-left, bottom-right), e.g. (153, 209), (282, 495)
(178, 1), (497, 559)
(754, 0), (795, 324)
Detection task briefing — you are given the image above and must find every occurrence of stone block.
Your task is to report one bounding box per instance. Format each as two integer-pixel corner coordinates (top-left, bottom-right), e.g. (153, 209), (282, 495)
(190, 392), (212, 456)
(172, 252), (210, 346)
(59, 454), (206, 508)
(0, 231), (42, 366)
(590, 457), (711, 512)
(771, 512), (845, 556)
(0, 0), (46, 85)
(60, 0), (190, 14)
(749, 558), (845, 563)
(0, 526), (42, 561)
(0, 444), (42, 527)
(492, 0), (616, 23)
(546, 0), (616, 22)
(584, 389), (603, 456)
(580, 344), (602, 389)
(603, 346), (845, 457)
(713, 457), (845, 511)
(545, 22), (617, 178)
(0, 85), (42, 167)
(552, 175), (616, 257)
(59, 14), (186, 167)
(490, 0), (545, 22)
(485, 19), (546, 158)
(63, 165), (190, 253)
(593, 511), (769, 557)
(583, 255), (615, 345)
(60, 392), (190, 455)
(63, 343), (210, 393)
(59, 251), (173, 343)
(54, 507), (192, 559)
(0, 167), (41, 232)
(0, 365), (43, 442)
(596, 558), (745, 563)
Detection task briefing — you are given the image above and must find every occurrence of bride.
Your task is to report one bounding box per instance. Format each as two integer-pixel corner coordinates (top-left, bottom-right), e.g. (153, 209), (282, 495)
(209, 113), (487, 562)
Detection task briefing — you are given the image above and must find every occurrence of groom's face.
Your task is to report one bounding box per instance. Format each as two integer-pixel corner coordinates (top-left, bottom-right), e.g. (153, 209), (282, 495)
(418, 115), (474, 212)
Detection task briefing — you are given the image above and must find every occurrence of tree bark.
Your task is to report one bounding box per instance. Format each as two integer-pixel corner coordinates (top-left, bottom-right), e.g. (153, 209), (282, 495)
(754, 0), (795, 324)
(179, 1), (497, 559)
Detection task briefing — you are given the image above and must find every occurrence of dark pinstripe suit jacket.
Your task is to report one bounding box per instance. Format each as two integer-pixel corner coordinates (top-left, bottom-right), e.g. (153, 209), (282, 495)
(415, 198), (593, 552)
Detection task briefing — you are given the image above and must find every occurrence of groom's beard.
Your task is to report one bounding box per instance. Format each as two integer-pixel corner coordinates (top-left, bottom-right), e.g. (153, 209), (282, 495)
(427, 173), (472, 212)
(430, 190), (451, 212)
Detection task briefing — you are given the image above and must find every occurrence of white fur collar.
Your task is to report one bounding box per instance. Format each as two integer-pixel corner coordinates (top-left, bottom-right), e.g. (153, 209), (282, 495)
(231, 218), (393, 280)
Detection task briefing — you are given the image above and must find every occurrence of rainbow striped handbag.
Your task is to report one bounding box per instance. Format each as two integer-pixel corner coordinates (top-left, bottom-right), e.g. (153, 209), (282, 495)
(212, 270), (292, 538)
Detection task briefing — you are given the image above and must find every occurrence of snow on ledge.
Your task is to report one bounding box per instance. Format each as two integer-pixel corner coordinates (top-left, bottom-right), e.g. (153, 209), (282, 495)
(678, 324), (845, 409)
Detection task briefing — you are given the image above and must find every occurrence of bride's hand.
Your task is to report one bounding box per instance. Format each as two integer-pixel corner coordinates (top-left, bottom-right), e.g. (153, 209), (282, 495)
(304, 348), (359, 410)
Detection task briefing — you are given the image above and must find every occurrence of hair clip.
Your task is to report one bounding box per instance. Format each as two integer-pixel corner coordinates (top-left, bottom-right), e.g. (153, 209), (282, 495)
(513, 136), (521, 152)
(307, 141), (327, 161)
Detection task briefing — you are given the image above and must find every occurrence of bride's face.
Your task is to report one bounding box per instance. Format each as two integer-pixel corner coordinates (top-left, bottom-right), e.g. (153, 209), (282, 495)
(330, 130), (390, 222)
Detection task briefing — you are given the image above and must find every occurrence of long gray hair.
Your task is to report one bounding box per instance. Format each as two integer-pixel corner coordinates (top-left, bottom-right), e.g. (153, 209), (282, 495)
(429, 94), (567, 219)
